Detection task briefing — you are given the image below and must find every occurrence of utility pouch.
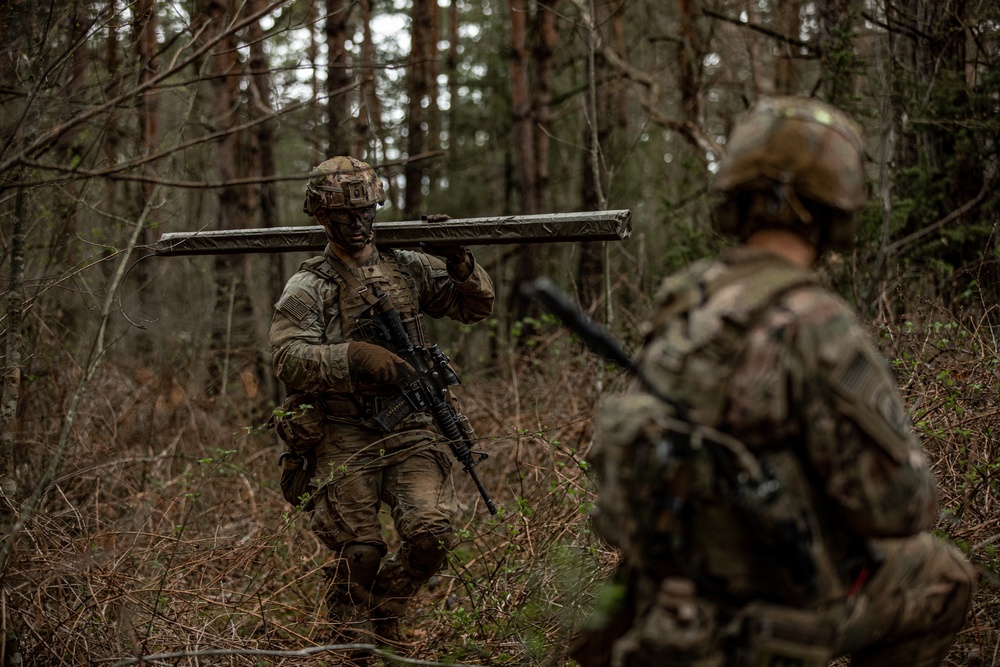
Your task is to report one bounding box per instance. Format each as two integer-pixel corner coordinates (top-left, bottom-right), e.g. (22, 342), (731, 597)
(611, 577), (724, 667)
(269, 393), (323, 509)
(731, 602), (834, 667)
(272, 393), (325, 452)
(278, 450), (316, 509)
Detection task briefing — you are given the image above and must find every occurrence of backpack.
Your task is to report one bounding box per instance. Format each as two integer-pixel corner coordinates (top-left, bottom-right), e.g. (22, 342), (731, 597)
(590, 254), (841, 605)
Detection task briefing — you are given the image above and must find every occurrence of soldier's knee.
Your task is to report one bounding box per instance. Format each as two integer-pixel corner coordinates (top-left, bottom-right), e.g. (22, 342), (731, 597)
(336, 543), (384, 589)
(403, 531), (452, 576)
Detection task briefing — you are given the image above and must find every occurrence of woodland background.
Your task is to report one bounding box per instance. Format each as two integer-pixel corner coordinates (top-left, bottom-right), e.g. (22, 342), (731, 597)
(0, 0), (998, 665)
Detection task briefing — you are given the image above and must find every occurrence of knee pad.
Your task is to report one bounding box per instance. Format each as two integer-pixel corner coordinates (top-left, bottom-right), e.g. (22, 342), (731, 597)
(403, 531), (451, 576)
(340, 543), (383, 590)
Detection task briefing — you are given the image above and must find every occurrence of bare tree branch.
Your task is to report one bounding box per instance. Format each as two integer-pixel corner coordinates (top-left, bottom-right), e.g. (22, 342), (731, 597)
(565, 0), (722, 159)
(0, 0), (296, 181)
(107, 642), (486, 667)
(701, 6), (818, 55)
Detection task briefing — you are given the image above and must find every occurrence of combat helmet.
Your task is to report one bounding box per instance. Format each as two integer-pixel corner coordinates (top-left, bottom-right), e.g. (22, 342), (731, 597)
(303, 156), (387, 217)
(711, 96), (866, 250)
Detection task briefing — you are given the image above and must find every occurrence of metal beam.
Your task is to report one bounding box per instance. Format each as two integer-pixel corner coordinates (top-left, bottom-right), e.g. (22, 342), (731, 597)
(152, 209), (632, 256)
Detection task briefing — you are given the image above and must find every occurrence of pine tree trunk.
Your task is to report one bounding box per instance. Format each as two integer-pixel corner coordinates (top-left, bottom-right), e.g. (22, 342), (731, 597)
(356, 0), (377, 161)
(326, 0), (352, 154)
(405, 0), (435, 216)
(577, 0), (612, 315)
(199, 0), (258, 397)
(248, 0), (281, 405)
(308, 0), (322, 163)
(133, 0), (160, 353)
(0, 172), (27, 667)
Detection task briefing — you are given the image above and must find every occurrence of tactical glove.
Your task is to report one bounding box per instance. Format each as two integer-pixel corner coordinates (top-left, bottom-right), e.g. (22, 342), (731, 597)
(347, 341), (412, 389)
(420, 213), (476, 281)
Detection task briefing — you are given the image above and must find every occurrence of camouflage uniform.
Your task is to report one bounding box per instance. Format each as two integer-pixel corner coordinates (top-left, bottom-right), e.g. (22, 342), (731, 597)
(574, 99), (975, 667)
(270, 158), (494, 647)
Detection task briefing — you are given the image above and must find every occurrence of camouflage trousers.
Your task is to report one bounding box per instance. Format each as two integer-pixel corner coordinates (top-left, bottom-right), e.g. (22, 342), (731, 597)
(831, 532), (975, 666)
(308, 422), (459, 552)
(591, 532), (974, 667)
(306, 422), (459, 644)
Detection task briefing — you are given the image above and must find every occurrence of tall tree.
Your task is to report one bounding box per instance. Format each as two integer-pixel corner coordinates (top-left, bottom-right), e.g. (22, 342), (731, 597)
(356, 0), (381, 161)
(509, 0), (537, 215)
(308, 0), (322, 164)
(248, 0), (282, 403)
(815, 0), (861, 106)
(196, 0), (259, 397)
(426, 0), (443, 198)
(405, 0), (436, 216)
(326, 0), (352, 154)
(131, 0), (161, 349)
(446, 0), (460, 162)
(0, 174), (27, 667)
(506, 0), (563, 322)
(576, 0), (613, 313)
(532, 0), (559, 210)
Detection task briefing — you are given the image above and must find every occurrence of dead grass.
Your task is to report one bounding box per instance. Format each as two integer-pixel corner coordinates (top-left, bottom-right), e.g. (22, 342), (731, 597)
(2, 312), (998, 666)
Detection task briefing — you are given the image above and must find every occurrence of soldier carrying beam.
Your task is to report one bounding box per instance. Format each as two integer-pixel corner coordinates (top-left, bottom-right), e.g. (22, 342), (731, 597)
(179, 154), (625, 661)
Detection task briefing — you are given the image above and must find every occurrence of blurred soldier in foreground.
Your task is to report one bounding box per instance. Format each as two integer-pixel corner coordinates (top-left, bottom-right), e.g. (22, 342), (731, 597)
(268, 156), (494, 654)
(573, 97), (975, 667)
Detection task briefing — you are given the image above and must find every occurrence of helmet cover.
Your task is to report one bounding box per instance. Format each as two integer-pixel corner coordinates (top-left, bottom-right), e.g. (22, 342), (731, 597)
(303, 156), (387, 217)
(711, 97), (866, 250)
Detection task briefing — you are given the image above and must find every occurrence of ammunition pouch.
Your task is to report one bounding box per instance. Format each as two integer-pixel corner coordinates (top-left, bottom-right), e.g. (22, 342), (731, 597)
(270, 393), (323, 509)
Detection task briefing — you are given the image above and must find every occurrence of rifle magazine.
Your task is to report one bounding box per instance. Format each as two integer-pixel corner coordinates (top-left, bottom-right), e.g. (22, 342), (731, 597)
(373, 394), (419, 431)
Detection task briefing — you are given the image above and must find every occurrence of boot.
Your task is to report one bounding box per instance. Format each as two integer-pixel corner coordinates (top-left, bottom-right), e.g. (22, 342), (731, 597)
(323, 544), (383, 664)
(325, 583), (375, 641)
(324, 585), (377, 665)
(370, 551), (428, 646)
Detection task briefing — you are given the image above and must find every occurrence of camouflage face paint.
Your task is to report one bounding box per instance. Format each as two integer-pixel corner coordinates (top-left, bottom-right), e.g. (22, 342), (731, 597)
(318, 205), (377, 251)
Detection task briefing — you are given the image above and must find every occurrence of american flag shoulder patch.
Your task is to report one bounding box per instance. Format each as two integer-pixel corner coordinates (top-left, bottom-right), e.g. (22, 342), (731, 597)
(275, 290), (316, 329)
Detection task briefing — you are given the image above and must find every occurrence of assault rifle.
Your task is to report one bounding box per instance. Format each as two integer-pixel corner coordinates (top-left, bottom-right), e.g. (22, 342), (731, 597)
(354, 292), (498, 515)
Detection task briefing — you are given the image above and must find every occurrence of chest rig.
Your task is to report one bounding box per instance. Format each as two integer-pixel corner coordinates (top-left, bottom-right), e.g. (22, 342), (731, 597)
(306, 250), (427, 347)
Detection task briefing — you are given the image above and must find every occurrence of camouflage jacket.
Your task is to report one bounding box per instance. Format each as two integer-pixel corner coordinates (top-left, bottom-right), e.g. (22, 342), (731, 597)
(269, 245), (494, 397)
(595, 246), (938, 604)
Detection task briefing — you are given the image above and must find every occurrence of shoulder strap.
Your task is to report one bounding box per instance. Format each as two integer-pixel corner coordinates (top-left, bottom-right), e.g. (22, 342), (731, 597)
(648, 257), (816, 336)
(705, 259), (819, 328)
(320, 253), (381, 307)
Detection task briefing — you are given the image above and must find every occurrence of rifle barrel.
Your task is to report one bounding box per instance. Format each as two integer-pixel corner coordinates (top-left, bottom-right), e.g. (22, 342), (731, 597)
(152, 210), (632, 256)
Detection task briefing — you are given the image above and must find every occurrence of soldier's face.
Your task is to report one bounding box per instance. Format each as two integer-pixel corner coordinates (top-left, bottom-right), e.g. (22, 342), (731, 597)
(318, 205), (377, 251)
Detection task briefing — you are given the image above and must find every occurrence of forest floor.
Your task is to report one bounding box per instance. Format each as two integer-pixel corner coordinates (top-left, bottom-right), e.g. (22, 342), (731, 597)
(4, 316), (999, 666)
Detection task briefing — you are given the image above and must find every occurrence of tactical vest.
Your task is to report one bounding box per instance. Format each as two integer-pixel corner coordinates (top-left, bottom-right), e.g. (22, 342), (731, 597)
(593, 254), (847, 607)
(303, 250), (427, 347)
